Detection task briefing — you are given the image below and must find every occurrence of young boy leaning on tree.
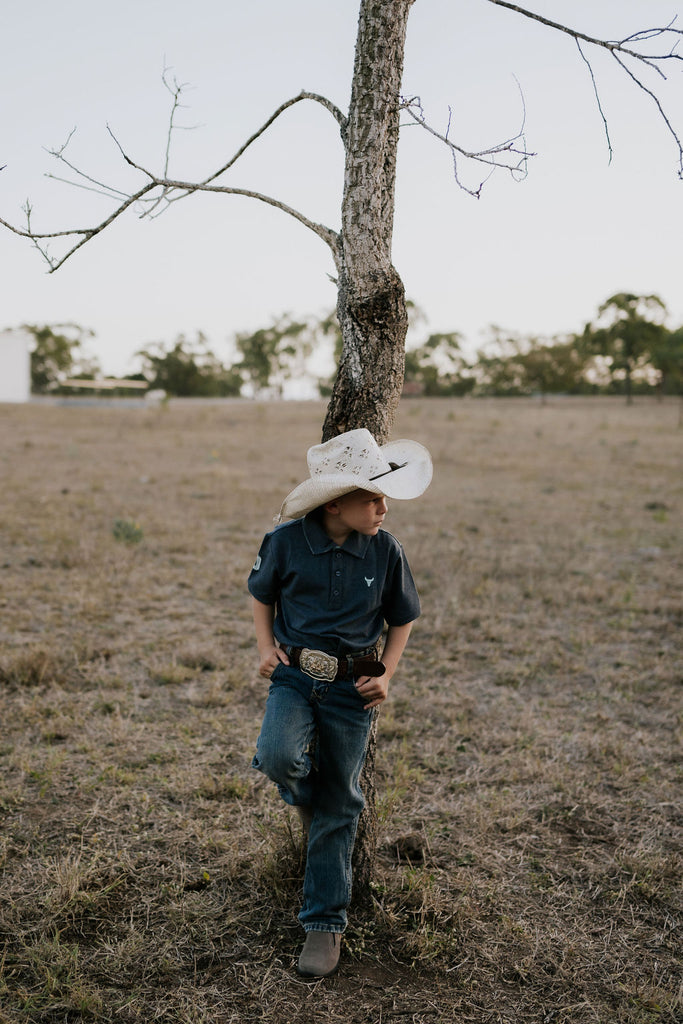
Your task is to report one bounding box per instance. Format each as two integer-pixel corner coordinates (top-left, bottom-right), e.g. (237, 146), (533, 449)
(248, 427), (432, 978)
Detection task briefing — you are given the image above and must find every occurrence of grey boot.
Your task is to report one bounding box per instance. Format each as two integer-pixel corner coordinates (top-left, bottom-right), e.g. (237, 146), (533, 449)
(297, 931), (341, 977)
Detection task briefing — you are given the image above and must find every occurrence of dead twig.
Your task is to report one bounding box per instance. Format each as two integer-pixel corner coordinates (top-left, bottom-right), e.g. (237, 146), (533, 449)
(486, 2), (683, 175)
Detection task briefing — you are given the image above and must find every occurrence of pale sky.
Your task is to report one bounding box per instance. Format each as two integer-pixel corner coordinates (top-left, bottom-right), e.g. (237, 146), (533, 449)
(2, 0), (682, 376)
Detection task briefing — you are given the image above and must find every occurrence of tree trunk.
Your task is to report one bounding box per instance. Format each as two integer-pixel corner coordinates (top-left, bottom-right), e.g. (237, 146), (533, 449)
(322, 0), (415, 446)
(322, 0), (416, 904)
(324, 266), (409, 441)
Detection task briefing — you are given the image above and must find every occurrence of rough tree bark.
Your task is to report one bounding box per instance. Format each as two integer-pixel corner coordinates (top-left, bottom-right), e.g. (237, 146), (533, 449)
(322, 0), (415, 448)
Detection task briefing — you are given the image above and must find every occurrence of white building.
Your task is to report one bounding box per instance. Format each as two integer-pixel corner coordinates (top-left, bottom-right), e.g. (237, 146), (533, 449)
(0, 328), (32, 402)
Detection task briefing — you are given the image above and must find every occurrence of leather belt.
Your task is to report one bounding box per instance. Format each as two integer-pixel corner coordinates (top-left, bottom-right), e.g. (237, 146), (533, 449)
(287, 646), (385, 682)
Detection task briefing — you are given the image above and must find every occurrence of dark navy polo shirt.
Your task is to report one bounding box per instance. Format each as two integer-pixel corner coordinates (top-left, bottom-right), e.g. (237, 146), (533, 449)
(247, 512), (420, 656)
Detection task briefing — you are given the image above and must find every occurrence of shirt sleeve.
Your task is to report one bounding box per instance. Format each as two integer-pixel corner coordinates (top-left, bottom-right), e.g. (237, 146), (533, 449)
(381, 541), (421, 627)
(247, 531), (280, 605)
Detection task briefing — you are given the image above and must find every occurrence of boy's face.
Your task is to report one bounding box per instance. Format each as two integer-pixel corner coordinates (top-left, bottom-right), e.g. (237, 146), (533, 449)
(326, 489), (388, 539)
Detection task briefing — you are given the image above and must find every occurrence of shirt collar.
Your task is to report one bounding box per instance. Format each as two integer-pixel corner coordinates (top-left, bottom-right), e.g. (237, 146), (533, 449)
(302, 512), (372, 559)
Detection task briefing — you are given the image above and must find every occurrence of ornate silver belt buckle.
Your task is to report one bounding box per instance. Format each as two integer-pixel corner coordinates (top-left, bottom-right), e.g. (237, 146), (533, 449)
(299, 648), (338, 682)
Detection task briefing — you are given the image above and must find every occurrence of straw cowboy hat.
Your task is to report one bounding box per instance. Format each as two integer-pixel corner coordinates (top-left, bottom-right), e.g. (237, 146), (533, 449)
(277, 428), (433, 522)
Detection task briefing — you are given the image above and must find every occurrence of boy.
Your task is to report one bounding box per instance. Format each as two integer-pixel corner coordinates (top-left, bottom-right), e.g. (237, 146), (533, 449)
(248, 428), (432, 977)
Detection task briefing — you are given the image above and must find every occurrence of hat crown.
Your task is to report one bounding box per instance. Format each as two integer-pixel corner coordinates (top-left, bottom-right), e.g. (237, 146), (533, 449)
(276, 428), (432, 522)
(308, 429), (389, 482)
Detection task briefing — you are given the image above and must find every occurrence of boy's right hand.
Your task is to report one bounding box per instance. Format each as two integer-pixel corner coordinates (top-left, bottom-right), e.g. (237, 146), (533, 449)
(258, 645), (290, 678)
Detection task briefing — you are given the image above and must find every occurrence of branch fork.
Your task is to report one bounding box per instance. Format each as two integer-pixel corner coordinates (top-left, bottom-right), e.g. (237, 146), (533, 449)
(1, 4), (682, 271)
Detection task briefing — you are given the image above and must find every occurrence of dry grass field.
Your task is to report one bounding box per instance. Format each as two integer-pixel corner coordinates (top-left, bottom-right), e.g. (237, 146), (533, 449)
(0, 396), (681, 1024)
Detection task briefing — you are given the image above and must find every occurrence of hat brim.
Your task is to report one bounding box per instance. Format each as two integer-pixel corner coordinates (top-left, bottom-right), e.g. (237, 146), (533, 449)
(278, 439), (432, 521)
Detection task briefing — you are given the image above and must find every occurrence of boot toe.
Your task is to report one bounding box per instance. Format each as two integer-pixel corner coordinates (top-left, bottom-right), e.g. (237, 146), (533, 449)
(296, 931), (340, 977)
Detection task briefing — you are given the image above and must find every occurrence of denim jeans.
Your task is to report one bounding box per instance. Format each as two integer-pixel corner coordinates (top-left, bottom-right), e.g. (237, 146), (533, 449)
(251, 661), (374, 933)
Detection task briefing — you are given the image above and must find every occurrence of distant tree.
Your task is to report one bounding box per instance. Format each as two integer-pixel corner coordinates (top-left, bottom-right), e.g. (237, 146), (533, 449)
(650, 326), (683, 397)
(473, 331), (591, 397)
(473, 333), (528, 396)
(234, 315), (317, 397)
(404, 332), (474, 396)
(137, 332), (242, 397)
(515, 336), (590, 398)
(24, 322), (99, 393)
(581, 293), (668, 403)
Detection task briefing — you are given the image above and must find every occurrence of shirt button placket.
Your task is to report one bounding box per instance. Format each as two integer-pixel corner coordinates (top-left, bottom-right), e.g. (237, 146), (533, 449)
(331, 549), (343, 609)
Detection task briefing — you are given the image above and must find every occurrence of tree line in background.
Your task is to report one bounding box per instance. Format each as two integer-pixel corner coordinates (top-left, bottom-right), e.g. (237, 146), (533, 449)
(20, 292), (683, 402)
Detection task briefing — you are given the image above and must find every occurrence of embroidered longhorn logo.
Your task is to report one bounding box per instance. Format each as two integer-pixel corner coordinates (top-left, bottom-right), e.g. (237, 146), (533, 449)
(364, 577), (374, 587)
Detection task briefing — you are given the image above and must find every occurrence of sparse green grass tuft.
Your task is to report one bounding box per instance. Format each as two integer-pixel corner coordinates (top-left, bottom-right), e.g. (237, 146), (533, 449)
(111, 517), (144, 544)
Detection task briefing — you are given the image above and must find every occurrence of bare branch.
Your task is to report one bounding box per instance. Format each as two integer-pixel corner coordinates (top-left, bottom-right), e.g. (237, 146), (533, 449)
(139, 171), (341, 258)
(141, 66), (204, 218)
(611, 48), (683, 177)
(22, 201), (52, 266)
(0, 82), (346, 273)
(156, 90), (347, 212)
(401, 90), (533, 197)
(5, 3), (679, 281)
(485, 1), (682, 66)
(485, 1), (683, 174)
(103, 125), (341, 252)
(43, 173), (130, 201)
(161, 67), (194, 178)
(0, 156), (340, 273)
(115, 85), (349, 220)
(49, 126), (78, 156)
(301, 91), (348, 131)
(43, 130), (130, 202)
(0, 181), (158, 271)
(575, 40), (613, 165)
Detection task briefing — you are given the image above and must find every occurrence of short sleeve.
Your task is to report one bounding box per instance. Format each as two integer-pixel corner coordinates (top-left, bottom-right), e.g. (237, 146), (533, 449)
(247, 532), (280, 605)
(382, 543), (421, 626)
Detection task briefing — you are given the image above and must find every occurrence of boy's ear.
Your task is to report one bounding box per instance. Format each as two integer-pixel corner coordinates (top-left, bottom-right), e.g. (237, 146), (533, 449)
(323, 499), (341, 515)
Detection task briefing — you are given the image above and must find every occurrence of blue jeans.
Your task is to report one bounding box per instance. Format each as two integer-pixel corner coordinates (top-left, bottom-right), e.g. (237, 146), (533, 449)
(251, 662), (374, 933)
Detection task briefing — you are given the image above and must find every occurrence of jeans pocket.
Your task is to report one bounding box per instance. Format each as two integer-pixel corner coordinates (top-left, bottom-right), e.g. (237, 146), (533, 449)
(269, 662), (284, 685)
(337, 675), (368, 708)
